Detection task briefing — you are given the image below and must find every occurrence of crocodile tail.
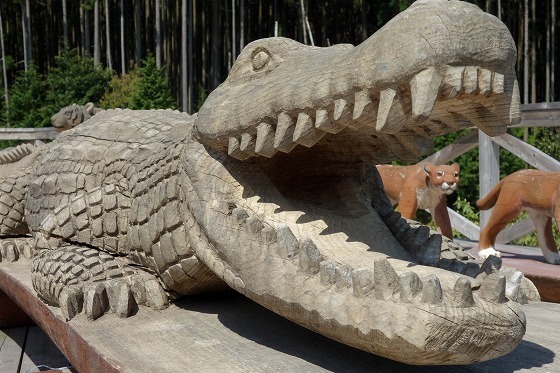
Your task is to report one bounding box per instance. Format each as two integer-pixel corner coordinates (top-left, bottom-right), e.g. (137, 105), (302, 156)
(476, 179), (504, 210)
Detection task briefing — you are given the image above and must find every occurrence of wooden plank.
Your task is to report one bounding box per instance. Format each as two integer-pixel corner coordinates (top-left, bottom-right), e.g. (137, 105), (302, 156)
(0, 327), (26, 372)
(478, 130), (500, 227)
(495, 218), (536, 244)
(491, 133), (560, 171)
(19, 325), (71, 373)
(448, 207), (479, 240)
(0, 128), (58, 141)
(421, 131), (478, 165)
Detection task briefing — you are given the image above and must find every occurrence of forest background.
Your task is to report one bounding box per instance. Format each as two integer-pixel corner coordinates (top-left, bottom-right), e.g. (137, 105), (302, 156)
(0, 0), (558, 243)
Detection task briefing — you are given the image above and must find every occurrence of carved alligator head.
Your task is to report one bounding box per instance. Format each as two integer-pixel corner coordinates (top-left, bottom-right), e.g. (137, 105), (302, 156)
(196, 0), (519, 164)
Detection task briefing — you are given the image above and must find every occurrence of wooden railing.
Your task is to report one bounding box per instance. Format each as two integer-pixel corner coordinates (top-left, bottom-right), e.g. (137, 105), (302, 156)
(0, 127), (58, 141)
(423, 102), (560, 244)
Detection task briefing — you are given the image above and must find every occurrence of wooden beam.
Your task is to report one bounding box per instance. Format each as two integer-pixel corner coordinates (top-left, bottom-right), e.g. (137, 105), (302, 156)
(448, 208), (480, 241)
(491, 133), (560, 171)
(0, 128), (58, 141)
(478, 130), (500, 228)
(421, 131), (478, 165)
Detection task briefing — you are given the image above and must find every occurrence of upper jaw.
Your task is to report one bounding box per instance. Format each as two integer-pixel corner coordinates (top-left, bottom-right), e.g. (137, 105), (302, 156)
(196, 0), (520, 163)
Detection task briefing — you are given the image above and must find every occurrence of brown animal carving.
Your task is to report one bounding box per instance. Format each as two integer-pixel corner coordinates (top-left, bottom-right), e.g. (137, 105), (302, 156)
(51, 102), (101, 132)
(477, 169), (560, 264)
(377, 162), (459, 239)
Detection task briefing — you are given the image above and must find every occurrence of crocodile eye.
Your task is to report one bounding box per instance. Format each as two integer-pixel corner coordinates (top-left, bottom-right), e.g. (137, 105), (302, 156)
(252, 50), (271, 71)
(437, 171), (444, 177)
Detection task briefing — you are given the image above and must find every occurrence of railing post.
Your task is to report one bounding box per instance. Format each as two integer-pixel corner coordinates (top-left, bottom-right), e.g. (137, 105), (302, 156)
(478, 130), (500, 231)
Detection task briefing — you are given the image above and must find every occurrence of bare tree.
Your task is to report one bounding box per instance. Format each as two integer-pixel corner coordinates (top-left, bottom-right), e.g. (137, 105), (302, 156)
(94, 0), (100, 67)
(135, 0), (142, 68)
(105, 0), (113, 71)
(552, 0), (556, 101)
(299, 0), (308, 44)
(523, 0), (528, 104)
(21, 0), (31, 71)
(155, 0), (161, 68)
(232, 0), (236, 61)
(239, 0), (244, 51)
(181, 0), (187, 111)
(120, 0), (125, 75)
(530, 0), (536, 104)
(62, 0), (68, 49)
(0, 5), (9, 126)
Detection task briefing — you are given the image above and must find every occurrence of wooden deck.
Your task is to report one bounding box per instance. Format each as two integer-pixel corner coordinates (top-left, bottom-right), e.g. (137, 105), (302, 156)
(0, 258), (559, 372)
(458, 240), (560, 303)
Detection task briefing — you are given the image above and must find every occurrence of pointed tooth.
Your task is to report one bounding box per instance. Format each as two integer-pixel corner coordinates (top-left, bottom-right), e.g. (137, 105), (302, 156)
(143, 278), (168, 310)
(509, 79), (521, 125)
(399, 271), (423, 303)
(239, 133), (256, 155)
(415, 234), (442, 266)
(478, 68), (492, 95)
(478, 254), (502, 276)
(298, 237), (323, 275)
(462, 66), (478, 94)
(106, 279), (133, 318)
(228, 137), (252, 160)
(442, 66), (464, 98)
(376, 88), (407, 133)
(410, 67), (442, 121)
(245, 216), (264, 235)
(320, 260), (338, 285)
(293, 112), (325, 147)
(491, 72), (505, 94)
(315, 108), (344, 134)
(260, 226), (277, 243)
(352, 90), (377, 128)
(335, 264), (353, 289)
(275, 224), (298, 258)
(352, 268), (375, 298)
(374, 258), (400, 300)
(462, 262), (480, 278)
(274, 113), (297, 152)
(422, 275), (442, 304)
(333, 98), (351, 121)
(479, 273), (507, 303)
(255, 123), (277, 158)
(231, 207), (249, 223)
(453, 277), (474, 307)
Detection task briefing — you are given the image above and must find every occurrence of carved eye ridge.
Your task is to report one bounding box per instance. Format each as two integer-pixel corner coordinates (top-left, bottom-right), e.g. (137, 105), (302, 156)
(251, 48), (272, 71)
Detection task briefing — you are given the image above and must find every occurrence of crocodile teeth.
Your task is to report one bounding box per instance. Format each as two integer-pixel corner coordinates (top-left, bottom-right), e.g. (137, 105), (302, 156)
(410, 67), (442, 121)
(478, 68), (493, 95)
(59, 286), (83, 320)
(491, 72), (505, 94)
(352, 268), (375, 298)
(315, 108), (345, 134)
(335, 264), (353, 289)
(106, 279), (133, 318)
(231, 207), (249, 223)
(452, 277), (474, 307)
(320, 260), (338, 285)
(422, 275), (443, 304)
(334, 98), (358, 129)
(274, 113), (297, 152)
(228, 137), (253, 160)
(245, 216), (264, 234)
(399, 271), (423, 303)
(373, 259), (400, 300)
(376, 88), (407, 133)
(255, 123), (277, 158)
(479, 273), (507, 303)
(275, 223), (299, 258)
(293, 112), (325, 147)
(462, 66), (478, 94)
(352, 90), (377, 128)
(239, 133), (256, 155)
(298, 237), (323, 275)
(84, 282), (109, 321)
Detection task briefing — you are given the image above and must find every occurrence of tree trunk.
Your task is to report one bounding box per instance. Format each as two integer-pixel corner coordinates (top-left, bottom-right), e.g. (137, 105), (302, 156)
(155, 0), (161, 68)
(360, 0), (367, 41)
(21, 3), (28, 71)
(299, 0), (307, 44)
(94, 0), (100, 67)
(105, 0), (113, 71)
(211, 0), (220, 90)
(530, 0), (536, 103)
(135, 0), (142, 68)
(25, 0), (32, 65)
(120, 0), (125, 75)
(232, 0), (236, 61)
(0, 6), (9, 126)
(62, 0), (68, 49)
(239, 0), (245, 51)
(523, 0), (528, 104)
(552, 0), (556, 101)
(546, 0), (551, 102)
(85, 5), (91, 56)
(181, 0), (187, 111)
(188, 0), (193, 113)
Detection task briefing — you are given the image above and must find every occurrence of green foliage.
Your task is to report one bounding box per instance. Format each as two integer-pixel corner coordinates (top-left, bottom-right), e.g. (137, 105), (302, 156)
(45, 49), (113, 114)
(5, 67), (48, 128)
(129, 56), (176, 110)
(99, 71), (140, 109)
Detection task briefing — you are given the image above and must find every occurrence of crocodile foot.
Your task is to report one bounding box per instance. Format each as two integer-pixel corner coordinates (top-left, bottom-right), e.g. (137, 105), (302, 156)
(32, 245), (169, 320)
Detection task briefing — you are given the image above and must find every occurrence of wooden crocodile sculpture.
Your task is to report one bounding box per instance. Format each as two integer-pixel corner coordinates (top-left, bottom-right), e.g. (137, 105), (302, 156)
(0, 0), (539, 365)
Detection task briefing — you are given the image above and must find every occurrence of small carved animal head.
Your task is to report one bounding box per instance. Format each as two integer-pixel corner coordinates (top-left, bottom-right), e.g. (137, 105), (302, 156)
(423, 162), (460, 195)
(51, 102), (98, 132)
